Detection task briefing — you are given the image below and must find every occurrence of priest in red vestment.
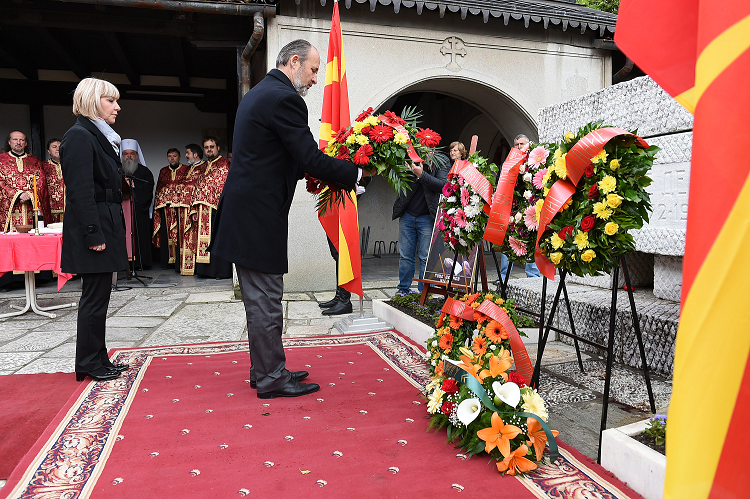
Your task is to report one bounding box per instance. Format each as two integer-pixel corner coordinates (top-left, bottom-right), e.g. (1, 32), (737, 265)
(41, 138), (65, 224)
(0, 131), (51, 232)
(153, 148), (188, 270)
(189, 136), (232, 279)
(176, 143), (207, 275)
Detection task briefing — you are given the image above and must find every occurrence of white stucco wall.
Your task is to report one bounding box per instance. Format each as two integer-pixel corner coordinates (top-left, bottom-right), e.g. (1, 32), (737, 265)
(265, 15), (610, 292)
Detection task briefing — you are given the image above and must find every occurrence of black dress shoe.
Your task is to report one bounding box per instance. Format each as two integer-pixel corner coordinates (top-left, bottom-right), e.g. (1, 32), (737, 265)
(257, 380), (321, 399)
(322, 299), (352, 316)
(76, 367), (121, 382)
(103, 362), (129, 372)
(250, 370), (309, 389)
(319, 289), (341, 309)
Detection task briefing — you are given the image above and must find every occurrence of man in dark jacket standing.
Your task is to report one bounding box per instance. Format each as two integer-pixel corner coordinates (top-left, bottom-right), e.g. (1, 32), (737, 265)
(210, 39), (361, 399)
(392, 151), (449, 295)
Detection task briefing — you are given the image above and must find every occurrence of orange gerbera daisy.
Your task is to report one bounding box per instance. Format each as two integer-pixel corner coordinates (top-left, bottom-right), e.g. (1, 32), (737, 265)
(472, 335), (488, 356)
(438, 332), (454, 351)
(476, 412), (522, 457)
(449, 315), (463, 329)
(496, 444), (538, 475)
(473, 310), (488, 325)
(527, 417), (560, 460)
(436, 312), (446, 327)
(484, 320), (508, 342)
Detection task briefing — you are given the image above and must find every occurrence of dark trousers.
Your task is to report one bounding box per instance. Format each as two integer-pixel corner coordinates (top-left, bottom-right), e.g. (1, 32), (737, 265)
(236, 264), (291, 392)
(76, 272), (113, 372)
(326, 237), (351, 302)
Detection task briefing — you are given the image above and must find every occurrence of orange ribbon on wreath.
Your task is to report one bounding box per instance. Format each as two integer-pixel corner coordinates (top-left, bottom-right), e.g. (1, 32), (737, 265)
(483, 145), (529, 245)
(441, 296), (534, 385)
(534, 127), (650, 280)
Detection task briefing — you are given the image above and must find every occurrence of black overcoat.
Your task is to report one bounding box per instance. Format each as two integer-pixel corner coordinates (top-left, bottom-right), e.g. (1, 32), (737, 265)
(210, 69), (359, 274)
(59, 116), (128, 274)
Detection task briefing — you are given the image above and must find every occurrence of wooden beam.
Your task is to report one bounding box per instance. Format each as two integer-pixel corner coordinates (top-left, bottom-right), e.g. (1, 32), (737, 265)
(35, 27), (88, 79)
(170, 37), (189, 88)
(0, 38), (37, 80)
(104, 32), (140, 86)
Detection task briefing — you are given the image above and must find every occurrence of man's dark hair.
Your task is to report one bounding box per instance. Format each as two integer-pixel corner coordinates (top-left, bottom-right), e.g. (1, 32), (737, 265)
(167, 148), (180, 156)
(46, 138), (62, 150)
(185, 143), (203, 160)
(276, 39), (313, 68)
(5, 131), (29, 154)
(203, 136), (220, 149)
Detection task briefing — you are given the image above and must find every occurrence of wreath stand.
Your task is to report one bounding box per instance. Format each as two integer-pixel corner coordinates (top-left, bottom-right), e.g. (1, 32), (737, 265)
(415, 247), (489, 305)
(529, 256), (656, 462)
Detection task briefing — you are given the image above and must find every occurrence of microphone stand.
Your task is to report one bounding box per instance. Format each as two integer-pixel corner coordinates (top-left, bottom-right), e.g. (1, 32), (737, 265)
(120, 171), (153, 287)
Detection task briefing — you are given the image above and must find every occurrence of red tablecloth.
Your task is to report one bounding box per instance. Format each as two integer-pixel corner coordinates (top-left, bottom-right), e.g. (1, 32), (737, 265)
(0, 233), (72, 291)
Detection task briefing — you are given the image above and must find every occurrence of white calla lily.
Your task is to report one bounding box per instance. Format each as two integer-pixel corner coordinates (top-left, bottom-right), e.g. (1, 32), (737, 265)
(492, 381), (521, 408)
(456, 398), (482, 425)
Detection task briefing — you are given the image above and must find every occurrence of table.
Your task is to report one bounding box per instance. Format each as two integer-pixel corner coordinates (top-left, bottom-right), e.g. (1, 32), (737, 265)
(0, 231), (76, 319)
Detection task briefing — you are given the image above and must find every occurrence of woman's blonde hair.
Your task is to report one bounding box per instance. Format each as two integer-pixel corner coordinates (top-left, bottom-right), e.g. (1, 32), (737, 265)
(450, 141), (467, 159)
(72, 77), (120, 120)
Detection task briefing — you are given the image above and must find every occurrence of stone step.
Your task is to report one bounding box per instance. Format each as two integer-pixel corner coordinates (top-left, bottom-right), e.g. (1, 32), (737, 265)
(506, 277), (679, 378)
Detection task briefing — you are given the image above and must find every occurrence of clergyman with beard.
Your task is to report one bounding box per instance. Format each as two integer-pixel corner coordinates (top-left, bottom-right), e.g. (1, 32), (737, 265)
(120, 138), (155, 270)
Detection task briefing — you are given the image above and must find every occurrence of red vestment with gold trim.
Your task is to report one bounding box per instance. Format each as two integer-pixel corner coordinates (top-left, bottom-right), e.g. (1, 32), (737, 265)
(175, 160), (207, 275)
(41, 159), (65, 224)
(153, 163), (189, 264)
(0, 152), (50, 232)
(189, 155), (230, 264)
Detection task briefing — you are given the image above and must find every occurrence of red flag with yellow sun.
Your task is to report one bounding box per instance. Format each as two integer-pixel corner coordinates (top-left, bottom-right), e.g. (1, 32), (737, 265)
(616, 1), (750, 498)
(318, 0), (362, 297)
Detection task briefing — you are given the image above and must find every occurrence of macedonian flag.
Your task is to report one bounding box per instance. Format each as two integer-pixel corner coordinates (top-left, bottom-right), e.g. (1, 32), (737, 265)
(616, 2), (750, 498)
(318, 0), (362, 297)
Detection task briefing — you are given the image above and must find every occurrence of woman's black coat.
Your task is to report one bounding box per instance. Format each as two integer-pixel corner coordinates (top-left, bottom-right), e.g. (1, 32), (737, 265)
(59, 116), (128, 274)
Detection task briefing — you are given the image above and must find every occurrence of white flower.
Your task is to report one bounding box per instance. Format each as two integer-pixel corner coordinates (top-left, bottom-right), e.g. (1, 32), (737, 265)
(447, 208), (456, 215)
(447, 196), (456, 203)
(523, 172), (532, 182)
(514, 212), (523, 223)
(459, 238), (468, 246)
(523, 190), (532, 200)
(431, 359), (437, 366)
(456, 398), (482, 425)
(453, 227), (461, 235)
(471, 195), (481, 205)
(519, 164), (526, 174)
(432, 340), (438, 347)
(465, 222), (475, 232)
(492, 381), (521, 408)
(490, 344), (496, 350)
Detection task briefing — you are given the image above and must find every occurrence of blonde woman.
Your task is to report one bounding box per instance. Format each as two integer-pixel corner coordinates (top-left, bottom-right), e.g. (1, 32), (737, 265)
(60, 77), (129, 382)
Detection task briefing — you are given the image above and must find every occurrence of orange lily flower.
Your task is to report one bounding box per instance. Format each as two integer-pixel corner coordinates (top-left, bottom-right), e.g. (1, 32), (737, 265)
(496, 444), (538, 475)
(476, 412), (522, 457)
(480, 351), (512, 381)
(435, 360), (444, 376)
(458, 354), (488, 383)
(527, 417), (560, 460)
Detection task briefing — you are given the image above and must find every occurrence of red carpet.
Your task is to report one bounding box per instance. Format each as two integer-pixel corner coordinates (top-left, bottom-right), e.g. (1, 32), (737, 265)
(0, 373), (79, 479)
(2, 332), (642, 498)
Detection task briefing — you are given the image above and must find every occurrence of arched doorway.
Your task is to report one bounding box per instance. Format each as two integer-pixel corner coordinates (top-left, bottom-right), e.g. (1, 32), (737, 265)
(357, 78), (535, 257)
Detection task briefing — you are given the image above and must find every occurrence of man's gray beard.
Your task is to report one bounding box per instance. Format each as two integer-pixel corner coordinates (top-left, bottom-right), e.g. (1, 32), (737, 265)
(293, 66), (309, 96)
(122, 158), (138, 175)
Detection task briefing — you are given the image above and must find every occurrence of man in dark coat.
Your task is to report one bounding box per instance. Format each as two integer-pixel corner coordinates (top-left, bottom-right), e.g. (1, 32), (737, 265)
(210, 39), (361, 399)
(121, 139), (155, 270)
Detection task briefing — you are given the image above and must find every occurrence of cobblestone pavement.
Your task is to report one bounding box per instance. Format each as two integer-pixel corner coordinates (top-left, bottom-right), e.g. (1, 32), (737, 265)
(0, 260), (671, 463)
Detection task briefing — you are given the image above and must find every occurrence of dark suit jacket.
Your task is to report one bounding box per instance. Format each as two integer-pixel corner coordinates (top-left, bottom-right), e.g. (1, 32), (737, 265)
(59, 116), (128, 274)
(392, 151), (450, 220)
(210, 68), (359, 274)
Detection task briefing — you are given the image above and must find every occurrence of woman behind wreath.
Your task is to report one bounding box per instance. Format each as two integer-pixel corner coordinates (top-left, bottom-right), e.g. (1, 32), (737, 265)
(60, 77), (129, 382)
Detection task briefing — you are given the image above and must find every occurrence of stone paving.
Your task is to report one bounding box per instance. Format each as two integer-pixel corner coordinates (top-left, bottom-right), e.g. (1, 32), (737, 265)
(0, 262), (672, 470)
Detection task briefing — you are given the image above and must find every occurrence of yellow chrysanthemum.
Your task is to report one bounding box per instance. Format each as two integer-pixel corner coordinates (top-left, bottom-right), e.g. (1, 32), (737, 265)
(550, 233), (564, 250)
(554, 153), (568, 179)
(549, 252), (563, 265)
(353, 121), (366, 134)
(543, 187), (550, 197)
(592, 149), (608, 164)
(599, 175), (617, 194)
(562, 198), (573, 211)
(553, 148), (562, 160)
(542, 169), (552, 187)
(521, 389), (548, 421)
(535, 199), (545, 223)
(564, 131), (575, 143)
(605, 222), (619, 235)
(607, 193), (624, 209)
(581, 249), (596, 263)
(355, 134), (370, 146)
(609, 158), (620, 170)
(345, 134), (356, 146)
(364, 115), (380, 127)
(574, 230), (589, 250)
(593, 201), (613, 220)
(427, 388), (445, 414)
(393, 132), (409, 145)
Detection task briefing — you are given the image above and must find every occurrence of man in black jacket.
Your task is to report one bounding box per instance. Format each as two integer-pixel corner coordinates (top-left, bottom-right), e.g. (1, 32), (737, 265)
(210, 39), (362, 399)
(392, 151), (449, 295)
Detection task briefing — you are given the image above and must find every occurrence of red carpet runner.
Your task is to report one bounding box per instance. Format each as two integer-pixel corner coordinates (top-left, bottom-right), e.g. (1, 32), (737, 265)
(2, 331), (641, 498)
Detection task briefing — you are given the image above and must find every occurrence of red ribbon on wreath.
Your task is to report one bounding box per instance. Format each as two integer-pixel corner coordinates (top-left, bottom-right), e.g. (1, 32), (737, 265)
(441, 296), (534, 385)
(483, 145), (529, 245)
(449, 160), (495, 215)
(379, 116), (423, 164)
(534, 127), (650, 280)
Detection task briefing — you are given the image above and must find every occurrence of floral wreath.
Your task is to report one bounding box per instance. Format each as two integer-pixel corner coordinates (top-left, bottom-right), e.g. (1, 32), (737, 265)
(425, 292), (559, 475)
(537, 122), (659, 277)
(310, 106), (441, 215)
(436, 153), (498, 257)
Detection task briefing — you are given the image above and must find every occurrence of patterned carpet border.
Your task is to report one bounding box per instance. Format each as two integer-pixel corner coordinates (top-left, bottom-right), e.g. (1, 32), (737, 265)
(3, 331), (637, 499)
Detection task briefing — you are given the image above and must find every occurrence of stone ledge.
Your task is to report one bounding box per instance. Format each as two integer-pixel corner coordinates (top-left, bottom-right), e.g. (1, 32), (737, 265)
(372, 299), (432, 349)
(507, 278), (679, 377)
